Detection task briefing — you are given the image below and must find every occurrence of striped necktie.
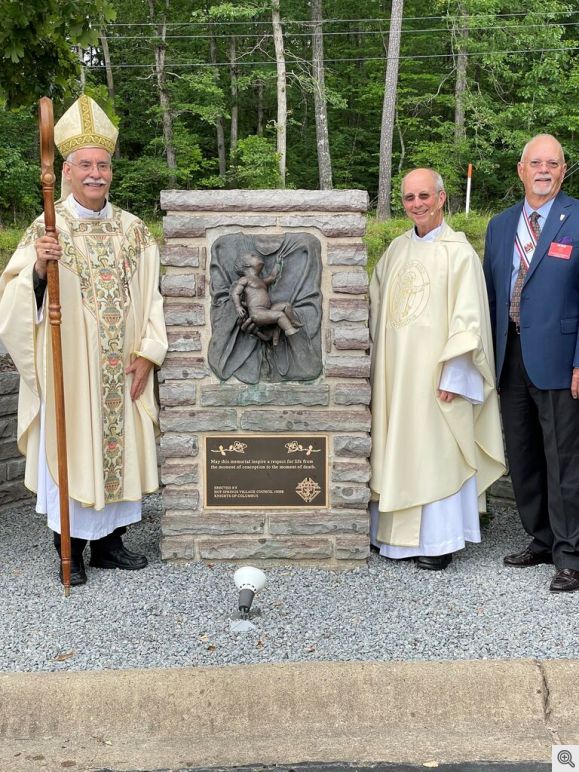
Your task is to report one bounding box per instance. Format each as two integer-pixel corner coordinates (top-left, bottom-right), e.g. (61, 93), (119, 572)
(510, 211), (540, 327)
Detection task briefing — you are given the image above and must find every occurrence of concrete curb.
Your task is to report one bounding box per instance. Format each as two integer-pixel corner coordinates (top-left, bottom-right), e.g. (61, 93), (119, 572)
(1, 659), (578, 771)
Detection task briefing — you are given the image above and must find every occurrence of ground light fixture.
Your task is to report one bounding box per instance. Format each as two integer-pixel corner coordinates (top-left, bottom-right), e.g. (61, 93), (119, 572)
(234, 566), (266, 618)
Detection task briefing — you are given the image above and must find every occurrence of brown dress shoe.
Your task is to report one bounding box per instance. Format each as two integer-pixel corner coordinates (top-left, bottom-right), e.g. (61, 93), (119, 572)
(503, 546), (553, 567)
(550, 568), (579, 593)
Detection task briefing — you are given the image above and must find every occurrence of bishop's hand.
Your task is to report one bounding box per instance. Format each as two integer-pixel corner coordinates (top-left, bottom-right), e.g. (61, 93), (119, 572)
(34, 234), (62, 280)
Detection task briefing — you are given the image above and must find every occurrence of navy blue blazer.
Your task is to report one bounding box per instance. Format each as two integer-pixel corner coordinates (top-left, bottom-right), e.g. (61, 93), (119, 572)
(483, 191), (579, 389)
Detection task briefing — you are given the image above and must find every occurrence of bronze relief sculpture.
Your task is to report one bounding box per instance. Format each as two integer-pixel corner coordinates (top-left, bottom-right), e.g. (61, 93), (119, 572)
(208, 232), (323, 384)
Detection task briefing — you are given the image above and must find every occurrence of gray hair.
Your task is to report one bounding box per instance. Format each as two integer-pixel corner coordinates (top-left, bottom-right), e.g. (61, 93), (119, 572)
(520, 134), (565, 163)
(400, 168), (445, 196)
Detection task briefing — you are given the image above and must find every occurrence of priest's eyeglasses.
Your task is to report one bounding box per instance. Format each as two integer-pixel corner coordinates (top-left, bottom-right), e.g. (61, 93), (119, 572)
(67, 160), (112, 173)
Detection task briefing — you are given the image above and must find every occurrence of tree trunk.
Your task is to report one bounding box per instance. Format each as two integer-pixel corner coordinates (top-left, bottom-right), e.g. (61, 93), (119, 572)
(256, 79), (264, 135)
(78, 47), (86, 89)
(209, 31), (227, 177)
(229, 36), (238, 156)
(454, 3), (468, 144)
(396, 115), (405, 174)
(376, 0), (404, 220)
(148, 0), (176, 186)
(272, 0), (286, 186)
(100, 30), (120, 159)
(311, 0), (333, 189)
(100, 31), (115, 101)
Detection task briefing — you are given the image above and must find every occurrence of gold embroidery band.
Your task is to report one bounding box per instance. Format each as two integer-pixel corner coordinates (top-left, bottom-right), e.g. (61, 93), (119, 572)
(59, 133), (116, 157)
(79, 94), (94, 134)
(56, 204), (137, 504)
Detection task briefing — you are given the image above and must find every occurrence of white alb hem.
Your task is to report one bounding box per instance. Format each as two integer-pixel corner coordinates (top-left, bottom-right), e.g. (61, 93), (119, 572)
(369, 475), (481, 558)
(35, 403), (141, 540)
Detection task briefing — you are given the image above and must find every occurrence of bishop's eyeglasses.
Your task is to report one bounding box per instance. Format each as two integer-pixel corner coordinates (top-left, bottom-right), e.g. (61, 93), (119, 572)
(66, 160), (112, 173)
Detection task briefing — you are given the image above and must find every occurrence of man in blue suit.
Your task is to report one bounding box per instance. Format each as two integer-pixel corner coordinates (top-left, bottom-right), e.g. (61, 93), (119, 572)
(484, 134), (579, 592)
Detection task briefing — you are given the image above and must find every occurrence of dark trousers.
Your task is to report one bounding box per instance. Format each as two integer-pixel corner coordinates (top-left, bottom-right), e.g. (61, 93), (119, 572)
(53, 526), (127, 557)
(500, 324), (579, 569)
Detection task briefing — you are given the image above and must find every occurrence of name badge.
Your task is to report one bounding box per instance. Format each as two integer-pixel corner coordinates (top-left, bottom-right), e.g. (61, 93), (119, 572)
(548, 241), (573, 260)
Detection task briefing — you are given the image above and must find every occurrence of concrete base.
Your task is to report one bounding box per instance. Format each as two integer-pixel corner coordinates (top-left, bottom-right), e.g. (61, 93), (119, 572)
(1, 659), (578, 771)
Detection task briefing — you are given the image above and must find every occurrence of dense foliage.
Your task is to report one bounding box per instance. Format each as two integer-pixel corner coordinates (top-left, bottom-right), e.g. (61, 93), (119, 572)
(0, 0), (115, 106)
(1, 0), (578, 223)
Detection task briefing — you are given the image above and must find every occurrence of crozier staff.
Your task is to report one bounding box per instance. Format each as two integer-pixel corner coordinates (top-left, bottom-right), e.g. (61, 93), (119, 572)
(38, 97), (73, 592)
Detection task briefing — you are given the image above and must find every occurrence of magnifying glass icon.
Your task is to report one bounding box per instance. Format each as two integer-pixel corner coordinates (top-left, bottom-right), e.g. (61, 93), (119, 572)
(558, 750), (576, 768)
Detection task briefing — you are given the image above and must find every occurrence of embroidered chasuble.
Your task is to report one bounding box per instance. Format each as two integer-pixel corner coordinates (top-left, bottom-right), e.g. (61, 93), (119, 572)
(369, 222), (505, 547)
(0, 195), (168, 513)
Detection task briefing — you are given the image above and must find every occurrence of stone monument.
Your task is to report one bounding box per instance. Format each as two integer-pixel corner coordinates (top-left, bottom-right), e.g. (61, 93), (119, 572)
(158, 189), (371, 566)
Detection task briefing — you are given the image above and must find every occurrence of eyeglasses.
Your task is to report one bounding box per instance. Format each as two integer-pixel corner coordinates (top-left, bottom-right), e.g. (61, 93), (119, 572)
(402, 192), (438, 202)
(67, 160), (112, 173)
(526, 160), (562, 170)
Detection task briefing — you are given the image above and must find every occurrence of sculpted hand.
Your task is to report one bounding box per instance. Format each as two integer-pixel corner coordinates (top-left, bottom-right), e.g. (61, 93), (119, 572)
(240, 317), (258, 335)
(34, 235), (63, 280)
(438, 389), (457, 403)
(572, 368), (579, 400)
(126, 356), (153, 401)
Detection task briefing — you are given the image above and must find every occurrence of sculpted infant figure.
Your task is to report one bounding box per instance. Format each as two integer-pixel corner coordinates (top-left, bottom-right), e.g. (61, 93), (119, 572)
(230, 251), (302, 346)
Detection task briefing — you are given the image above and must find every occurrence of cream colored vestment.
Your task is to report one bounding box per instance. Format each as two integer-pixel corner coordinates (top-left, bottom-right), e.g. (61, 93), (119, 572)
(0, 195), (168, 514)
(369, 222), (505, 547)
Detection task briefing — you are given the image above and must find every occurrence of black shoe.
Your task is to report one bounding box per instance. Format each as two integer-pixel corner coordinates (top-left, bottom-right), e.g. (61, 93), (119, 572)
(54, 533), (87, 586)
(416, 553), (453, 571)
(89, 543), (148, 570)
(59, 556), (87, 586)
(550, 568), (579, 593)
(503, 546), (553, 567)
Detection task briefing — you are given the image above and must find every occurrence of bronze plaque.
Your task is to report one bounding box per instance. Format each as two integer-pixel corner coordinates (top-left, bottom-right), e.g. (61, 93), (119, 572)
(205, 434), (328, 509)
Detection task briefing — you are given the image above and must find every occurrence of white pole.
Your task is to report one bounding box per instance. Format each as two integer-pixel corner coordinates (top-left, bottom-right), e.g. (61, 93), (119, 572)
(465, 163), (472, 215)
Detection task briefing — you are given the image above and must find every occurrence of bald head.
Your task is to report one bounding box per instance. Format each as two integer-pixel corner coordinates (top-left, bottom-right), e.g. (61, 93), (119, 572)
(401, 168), (444, 197)
(401, 167), (446, 237)
(520, 134), (565, 164)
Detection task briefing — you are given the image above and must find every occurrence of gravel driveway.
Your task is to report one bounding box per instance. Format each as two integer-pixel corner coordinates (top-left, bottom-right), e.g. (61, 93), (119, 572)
(1, 494), (577, 673)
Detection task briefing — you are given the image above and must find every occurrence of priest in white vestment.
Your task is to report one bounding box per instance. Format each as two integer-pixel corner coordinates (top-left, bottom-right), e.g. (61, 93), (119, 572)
(0, 96), (167, 585)
(369, 168), (505, 569)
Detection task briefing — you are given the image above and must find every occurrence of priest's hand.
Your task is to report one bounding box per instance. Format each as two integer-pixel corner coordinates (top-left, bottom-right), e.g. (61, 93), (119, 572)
(437, 389), (458, 403)
(34, 235), (63, 280)
(126, 356), (153, 401)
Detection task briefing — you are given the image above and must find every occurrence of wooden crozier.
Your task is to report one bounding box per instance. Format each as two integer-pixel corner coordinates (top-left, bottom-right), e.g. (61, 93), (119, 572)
(39, 97), (72, 595)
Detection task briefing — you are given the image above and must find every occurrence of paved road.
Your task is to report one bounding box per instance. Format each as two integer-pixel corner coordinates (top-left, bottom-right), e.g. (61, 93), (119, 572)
(100, 764), (551, 771)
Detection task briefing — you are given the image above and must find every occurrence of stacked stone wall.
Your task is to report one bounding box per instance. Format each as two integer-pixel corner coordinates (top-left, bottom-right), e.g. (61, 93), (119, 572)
(0, 359), (31, 509)
(158, 190), (372, 566)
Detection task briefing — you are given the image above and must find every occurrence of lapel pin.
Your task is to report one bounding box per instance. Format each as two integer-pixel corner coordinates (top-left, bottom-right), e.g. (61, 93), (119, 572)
(560, 214), (565, 221)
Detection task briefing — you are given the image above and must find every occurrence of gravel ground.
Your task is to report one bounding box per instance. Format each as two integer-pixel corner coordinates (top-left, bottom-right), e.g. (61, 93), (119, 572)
(0, 494), (577, 673)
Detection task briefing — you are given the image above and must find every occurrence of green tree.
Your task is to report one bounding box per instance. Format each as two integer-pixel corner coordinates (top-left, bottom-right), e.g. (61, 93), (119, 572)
(0, 107), (39, 223)
(228, 134), (282, 188)
(0, 0), (116, 106)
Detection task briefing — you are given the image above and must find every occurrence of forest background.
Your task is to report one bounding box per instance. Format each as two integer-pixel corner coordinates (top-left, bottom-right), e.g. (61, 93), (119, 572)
(0, 0), (578, 271)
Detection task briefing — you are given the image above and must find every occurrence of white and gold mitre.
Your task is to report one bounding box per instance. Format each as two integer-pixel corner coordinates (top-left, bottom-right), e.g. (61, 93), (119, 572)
(54, 95), (118, 157)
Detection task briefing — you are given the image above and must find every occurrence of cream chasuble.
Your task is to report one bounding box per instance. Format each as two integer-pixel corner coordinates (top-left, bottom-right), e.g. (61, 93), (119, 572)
(0, 195), (168, 523)
(369, 222), (505, 548)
